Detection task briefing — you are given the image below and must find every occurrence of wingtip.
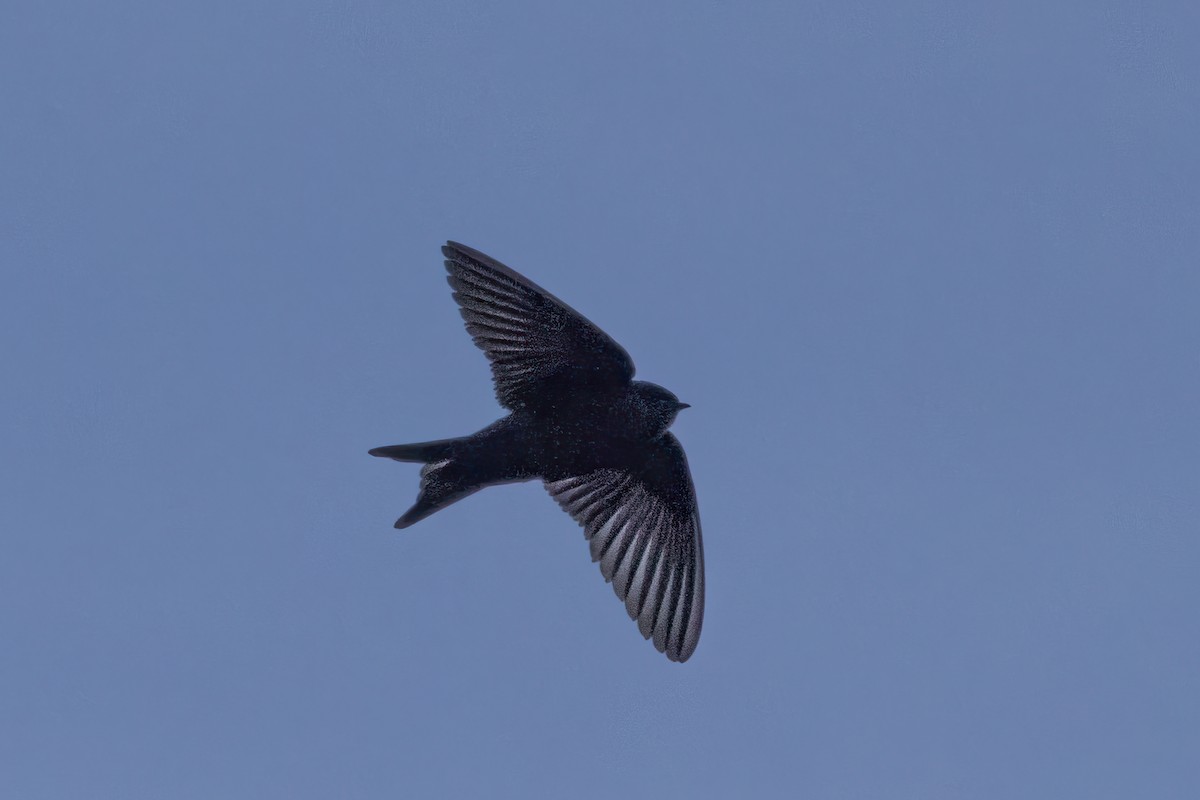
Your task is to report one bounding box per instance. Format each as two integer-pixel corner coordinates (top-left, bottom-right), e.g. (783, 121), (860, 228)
(661, 635), (698, 663)
(672, 642), (699, 663)
(443, 240), (472, 259)
(442, 240), (503, 269)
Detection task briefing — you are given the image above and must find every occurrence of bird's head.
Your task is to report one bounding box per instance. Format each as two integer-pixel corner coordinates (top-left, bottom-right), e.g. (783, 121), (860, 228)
(630, 381), (690, 435)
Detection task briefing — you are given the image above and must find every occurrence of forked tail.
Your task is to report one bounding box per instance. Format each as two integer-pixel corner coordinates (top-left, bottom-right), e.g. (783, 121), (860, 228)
(368, 438), (479, 529)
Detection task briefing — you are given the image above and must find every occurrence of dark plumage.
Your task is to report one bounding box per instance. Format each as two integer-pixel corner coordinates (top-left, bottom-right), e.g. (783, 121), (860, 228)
(370, 242), (704, 662)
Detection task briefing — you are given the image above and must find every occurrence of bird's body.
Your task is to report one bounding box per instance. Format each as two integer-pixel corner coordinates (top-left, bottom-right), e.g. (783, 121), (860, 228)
(373, 381), (686, 524)
(371, 242), (704, 662)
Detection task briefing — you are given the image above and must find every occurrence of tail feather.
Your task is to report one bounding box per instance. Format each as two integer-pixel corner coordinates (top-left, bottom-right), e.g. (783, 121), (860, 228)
(370, 438), (478, 528)
(368, 438), (457, 463)
(392, 459), (481, 529)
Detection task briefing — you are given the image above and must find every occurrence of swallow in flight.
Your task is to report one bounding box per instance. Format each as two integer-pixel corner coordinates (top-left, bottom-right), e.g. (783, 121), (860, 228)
(371, 242), (703, 661)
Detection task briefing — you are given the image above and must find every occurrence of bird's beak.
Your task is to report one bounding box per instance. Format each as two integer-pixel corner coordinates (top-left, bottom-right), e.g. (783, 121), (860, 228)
(676, 401), (691, 411)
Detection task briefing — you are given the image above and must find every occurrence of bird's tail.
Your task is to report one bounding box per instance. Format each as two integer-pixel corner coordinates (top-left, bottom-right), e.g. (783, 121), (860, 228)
(368, 438), (480, 529)
(367, 439), (457, 463)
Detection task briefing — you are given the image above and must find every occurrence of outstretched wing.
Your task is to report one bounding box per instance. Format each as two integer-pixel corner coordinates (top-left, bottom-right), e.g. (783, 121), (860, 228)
(442, 241), (636, 411)
(545, 433), (704, 662)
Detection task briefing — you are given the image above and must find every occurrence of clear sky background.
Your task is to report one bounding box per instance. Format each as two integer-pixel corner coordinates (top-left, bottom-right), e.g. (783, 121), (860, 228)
(3, 2), (1198, 798)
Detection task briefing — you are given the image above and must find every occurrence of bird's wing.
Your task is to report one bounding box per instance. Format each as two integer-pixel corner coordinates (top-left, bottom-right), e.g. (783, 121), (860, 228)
(442, 241), (636, 411)
(544, 433), (704, 662)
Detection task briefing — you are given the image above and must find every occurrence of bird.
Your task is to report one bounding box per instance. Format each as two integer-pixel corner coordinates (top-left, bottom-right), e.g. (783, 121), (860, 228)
(370, 242), (704, 662)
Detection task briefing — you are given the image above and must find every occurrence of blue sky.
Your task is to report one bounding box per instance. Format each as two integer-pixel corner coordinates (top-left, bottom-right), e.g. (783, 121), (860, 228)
(2, 1), (1198, 797)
